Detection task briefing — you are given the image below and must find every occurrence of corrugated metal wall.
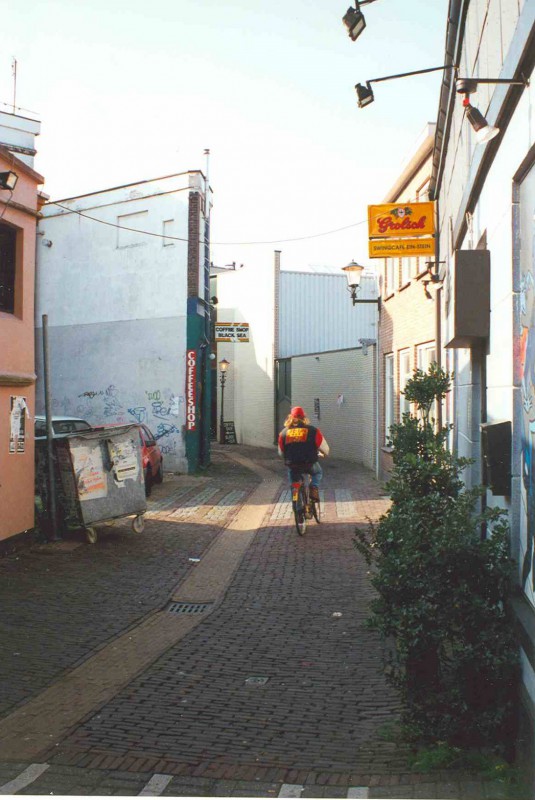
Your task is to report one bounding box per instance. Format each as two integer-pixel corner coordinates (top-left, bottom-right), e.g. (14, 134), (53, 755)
(278, 272), (377, 358)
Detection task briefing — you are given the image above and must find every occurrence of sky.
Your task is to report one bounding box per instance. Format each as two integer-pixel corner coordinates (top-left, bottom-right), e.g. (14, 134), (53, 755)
(3, 0), (449, 273)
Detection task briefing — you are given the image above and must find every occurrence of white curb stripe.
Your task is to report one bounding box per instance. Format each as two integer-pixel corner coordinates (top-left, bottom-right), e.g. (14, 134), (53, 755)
(278, 784), (304, 797)
(0, 763), (50, 794)
(348, 787), (369, 798)
(138, 773), (173, 796)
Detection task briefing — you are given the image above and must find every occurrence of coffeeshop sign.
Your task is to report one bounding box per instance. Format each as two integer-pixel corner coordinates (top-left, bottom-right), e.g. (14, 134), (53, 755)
(368, 201), (435, 239)
(186, 349), (197, 431)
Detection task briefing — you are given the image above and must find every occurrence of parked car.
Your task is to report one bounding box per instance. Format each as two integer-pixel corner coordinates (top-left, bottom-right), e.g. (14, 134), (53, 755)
(35, 415), (92, 440)
(137, 424), (163, 496)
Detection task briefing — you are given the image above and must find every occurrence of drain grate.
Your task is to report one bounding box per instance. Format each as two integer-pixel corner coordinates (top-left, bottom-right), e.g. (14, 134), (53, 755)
(167, 601), (213, 615)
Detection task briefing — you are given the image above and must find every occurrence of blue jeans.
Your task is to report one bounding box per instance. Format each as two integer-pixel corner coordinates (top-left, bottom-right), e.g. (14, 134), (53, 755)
(287, 461), (323, 488)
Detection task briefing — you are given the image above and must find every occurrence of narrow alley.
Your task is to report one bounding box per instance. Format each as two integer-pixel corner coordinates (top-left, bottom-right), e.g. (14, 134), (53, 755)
(0, 447), (510, 798)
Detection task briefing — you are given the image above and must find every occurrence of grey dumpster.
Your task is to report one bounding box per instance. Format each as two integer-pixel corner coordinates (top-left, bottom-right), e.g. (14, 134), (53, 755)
(54, 424), (147, 543)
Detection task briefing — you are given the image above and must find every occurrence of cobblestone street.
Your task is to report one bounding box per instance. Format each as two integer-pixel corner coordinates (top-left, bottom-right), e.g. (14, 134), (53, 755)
(0, 447), (523, 798)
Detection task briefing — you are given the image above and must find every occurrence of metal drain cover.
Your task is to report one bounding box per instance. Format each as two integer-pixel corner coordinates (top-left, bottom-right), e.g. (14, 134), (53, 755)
(167, 601), (213, 615)
(244, 676), (269, 686)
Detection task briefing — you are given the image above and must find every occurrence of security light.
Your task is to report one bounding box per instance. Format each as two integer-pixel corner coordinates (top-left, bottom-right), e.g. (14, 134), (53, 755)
(464, 102), (500, 144)
(455, 75), (529, 144)
(343, 4), (366, 41)
(356, 82), (374, 108)
(355, 65), (453, 110)
(0, 171), (18, 190)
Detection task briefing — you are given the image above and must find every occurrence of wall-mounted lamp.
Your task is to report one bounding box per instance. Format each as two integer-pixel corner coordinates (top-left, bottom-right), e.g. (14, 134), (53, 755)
(455, 76), (529, 144)
(342, 260), (380, 305)
(0, 171), (18, 190)
(355, 64), (454, 109)
(342, 0), (378, 42)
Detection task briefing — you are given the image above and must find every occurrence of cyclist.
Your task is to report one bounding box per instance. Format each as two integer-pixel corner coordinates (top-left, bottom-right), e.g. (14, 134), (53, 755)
(278, 405), (330, 501)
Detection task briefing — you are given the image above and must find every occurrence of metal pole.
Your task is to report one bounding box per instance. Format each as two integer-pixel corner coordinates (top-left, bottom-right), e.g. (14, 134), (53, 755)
(42, 314), (60, 540)
(219, 373), (225, 443)
(219, 372), (226, 444)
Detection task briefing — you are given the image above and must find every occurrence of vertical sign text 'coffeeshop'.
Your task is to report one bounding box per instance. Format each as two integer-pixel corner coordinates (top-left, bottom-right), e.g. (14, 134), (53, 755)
(186, 350), (197, 431)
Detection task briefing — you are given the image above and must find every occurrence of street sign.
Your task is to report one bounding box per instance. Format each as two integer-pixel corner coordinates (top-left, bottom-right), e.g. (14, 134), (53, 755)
(368, 201), (435, 238)
(368, 237), (436, 259)
(215, 323), (250, 342)
(223, 421), (237, 444)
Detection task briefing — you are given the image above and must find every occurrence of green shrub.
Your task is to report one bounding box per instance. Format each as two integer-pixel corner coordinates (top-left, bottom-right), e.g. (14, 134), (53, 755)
(356, 365), (519, 749)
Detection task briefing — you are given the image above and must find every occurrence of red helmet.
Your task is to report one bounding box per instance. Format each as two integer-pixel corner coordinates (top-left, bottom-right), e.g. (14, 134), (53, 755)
(290, 406), (306, 418)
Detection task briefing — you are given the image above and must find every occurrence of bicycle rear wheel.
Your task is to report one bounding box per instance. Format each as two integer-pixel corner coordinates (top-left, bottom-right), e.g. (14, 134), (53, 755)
(312, 496), (321, 523)
(292, 485), (307, 536)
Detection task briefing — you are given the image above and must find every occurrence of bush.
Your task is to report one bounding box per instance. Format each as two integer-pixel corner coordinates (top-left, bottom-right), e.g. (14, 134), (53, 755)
(356, 365), (519, 749)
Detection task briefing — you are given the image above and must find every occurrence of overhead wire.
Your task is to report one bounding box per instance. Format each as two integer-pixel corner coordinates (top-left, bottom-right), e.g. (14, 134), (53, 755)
(48, 200), (369, 245)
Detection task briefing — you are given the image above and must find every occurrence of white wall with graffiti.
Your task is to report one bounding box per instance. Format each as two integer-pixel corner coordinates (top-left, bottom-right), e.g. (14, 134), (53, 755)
(35, 172), (204, 473)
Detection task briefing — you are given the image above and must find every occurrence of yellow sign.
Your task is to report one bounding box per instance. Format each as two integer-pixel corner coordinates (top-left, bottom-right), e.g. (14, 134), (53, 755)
(368, 238), (436, 259)
(368, 201), (435, 238)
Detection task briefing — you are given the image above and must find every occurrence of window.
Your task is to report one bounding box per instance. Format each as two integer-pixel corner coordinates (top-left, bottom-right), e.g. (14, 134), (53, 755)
(385, 354), (394, 444)
(385, 259), (395, 296)
(417, 343), (437, 423)
(399, 349), (411, 418)
(401, 259), (411, 286)
(0, 223), (17, 314)
(162, 219), (176, 246)
(417, 343), (436, 371)
(117, 211), (148, 248)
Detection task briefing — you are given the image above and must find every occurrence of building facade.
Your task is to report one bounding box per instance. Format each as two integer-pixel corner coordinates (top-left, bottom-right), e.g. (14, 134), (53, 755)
(0, 113), (44, 547)
(36, 171), (212, 475)
(430, 0), (535, 783)
(214, 253), (379, 470)
(377, 124), (437, 480)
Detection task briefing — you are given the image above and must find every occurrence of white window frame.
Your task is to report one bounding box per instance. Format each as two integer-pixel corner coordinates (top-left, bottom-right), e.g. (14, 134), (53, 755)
(417, 343), (437, 423)
(385, 258), (395, 296)
(399, 349), (411, 419)
(385, 353), (394, 445)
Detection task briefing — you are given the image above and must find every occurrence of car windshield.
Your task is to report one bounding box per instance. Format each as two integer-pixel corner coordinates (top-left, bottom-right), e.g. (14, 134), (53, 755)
(52, 420), (92, 435)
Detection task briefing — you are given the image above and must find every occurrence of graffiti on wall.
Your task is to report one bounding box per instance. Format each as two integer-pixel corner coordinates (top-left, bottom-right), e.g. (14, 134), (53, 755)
(519, 206), (535, 607)
(57, 384), (185, 462)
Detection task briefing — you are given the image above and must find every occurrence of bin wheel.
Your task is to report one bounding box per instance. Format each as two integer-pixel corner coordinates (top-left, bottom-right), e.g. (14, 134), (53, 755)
(86, 527), (98, 544)
(132, 515), (145, 533)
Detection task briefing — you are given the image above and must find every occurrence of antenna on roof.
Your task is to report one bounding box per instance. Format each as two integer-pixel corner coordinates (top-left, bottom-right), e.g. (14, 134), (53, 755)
(12, 58), (17, 114)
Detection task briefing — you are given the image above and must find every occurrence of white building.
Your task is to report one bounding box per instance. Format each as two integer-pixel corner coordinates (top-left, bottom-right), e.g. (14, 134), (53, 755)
(214, 253), (379, 470)
(430, 0), (535, 782)
(36, 171), (212, 474)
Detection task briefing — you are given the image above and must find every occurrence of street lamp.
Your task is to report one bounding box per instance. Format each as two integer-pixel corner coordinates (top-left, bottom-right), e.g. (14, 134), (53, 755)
(342, 259), (380, 305)
(219, 358), (230, 444)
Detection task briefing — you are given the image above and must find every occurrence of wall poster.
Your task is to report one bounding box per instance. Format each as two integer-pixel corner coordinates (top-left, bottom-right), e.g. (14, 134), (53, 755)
(9, 396), (29, 454)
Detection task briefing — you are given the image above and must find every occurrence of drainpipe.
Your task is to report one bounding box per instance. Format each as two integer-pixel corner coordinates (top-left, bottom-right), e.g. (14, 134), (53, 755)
(375, 289), (381, 481)
(42, 314), (59, 541)
(273, 250), (281, 444)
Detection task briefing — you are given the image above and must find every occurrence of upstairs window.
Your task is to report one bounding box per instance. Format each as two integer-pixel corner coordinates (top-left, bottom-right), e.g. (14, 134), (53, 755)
(0, 223), (16, 314)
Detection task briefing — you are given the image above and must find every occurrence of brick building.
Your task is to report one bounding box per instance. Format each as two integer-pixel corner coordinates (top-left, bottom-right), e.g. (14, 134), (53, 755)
(378, 124), (437, 480)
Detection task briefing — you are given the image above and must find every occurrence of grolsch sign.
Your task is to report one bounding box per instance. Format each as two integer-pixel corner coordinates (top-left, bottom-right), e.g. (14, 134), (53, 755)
(186, 349), (197, 431)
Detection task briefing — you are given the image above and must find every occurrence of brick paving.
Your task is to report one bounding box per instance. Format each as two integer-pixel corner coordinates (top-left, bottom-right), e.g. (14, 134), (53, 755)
(0, 445), (527, 798)
(0, 452), (260, 718)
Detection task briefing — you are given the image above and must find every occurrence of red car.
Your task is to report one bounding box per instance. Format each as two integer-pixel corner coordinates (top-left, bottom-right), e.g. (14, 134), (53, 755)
(138, 425), (164, 496)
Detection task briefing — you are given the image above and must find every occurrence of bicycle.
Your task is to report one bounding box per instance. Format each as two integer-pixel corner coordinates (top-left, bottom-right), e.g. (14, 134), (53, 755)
(291, 470), (321, 536)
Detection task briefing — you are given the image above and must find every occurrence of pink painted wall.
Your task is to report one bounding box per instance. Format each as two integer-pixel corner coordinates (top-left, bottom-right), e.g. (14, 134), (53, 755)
(0, 151), (44, 542)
